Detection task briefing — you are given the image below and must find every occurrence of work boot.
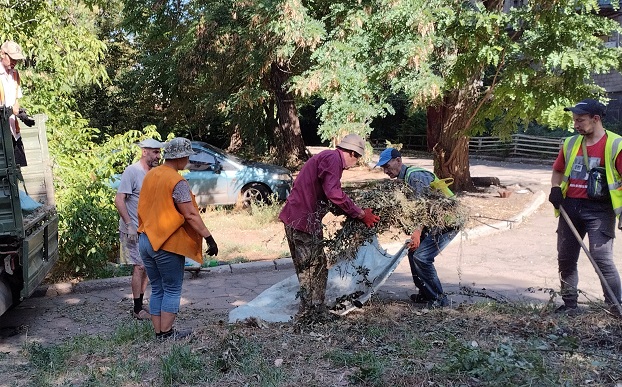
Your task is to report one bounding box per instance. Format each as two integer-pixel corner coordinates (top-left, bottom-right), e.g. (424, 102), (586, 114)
(554, 304), (579, 316)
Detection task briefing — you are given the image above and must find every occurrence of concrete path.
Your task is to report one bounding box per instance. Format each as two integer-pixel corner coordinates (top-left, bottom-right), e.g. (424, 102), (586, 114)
(1, 157), (617, 352)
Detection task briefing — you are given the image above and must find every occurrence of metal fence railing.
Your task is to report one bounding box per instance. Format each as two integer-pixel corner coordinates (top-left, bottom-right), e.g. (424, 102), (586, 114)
(373, 133), (565, 160)
(469, 134), (564, 159)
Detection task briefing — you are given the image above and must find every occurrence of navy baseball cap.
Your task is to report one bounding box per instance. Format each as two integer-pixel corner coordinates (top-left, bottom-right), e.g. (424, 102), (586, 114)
(564, 99), (606, 116)
(376, 148), (401, 167)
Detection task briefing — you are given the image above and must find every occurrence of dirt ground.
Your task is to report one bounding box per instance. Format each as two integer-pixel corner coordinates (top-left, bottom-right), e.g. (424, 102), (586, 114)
(212, 164), (537, 263)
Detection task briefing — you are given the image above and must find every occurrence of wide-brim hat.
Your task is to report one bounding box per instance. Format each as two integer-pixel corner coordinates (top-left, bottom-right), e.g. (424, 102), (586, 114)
(337, 134), (366, 156)
(163, 137), (196, 159)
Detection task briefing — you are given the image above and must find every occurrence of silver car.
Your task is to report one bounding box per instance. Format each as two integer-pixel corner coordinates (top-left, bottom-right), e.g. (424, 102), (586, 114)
(185, 141), (293, 207)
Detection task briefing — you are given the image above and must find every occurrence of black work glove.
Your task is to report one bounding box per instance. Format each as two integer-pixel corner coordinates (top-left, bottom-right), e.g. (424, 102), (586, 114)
(548, 186), (563, 209)
(17, 108), (35, 127)
(205, 235), (218, 256)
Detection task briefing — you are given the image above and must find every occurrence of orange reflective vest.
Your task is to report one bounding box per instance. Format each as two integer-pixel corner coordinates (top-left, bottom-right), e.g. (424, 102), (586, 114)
(137, 165), (203, 263)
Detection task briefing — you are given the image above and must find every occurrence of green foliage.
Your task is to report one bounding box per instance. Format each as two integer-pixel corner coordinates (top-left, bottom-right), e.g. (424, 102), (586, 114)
(296, 0), (622, 140)
(54, 180), (119, 279)
(52, 127), (162, 280)
(117, 0), (324, 154)
(438, 336), (549, 385)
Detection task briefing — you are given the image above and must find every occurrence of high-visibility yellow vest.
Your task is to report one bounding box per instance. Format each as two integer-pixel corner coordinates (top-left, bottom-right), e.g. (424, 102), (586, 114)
(404, 166), (455, 198)
(559, 130), (622, 217)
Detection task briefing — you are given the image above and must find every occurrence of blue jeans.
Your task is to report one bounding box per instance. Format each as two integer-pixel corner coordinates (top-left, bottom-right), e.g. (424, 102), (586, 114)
(408, 227), (459, 305)
(557, 197), (620, 306)
(139, 233), (185, 315)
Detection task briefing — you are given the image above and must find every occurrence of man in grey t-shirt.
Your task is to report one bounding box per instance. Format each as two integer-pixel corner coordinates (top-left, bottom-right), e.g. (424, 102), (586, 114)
(115, 138), (163, 320)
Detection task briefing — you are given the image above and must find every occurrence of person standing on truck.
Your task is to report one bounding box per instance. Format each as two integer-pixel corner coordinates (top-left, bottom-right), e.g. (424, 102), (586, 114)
(115, 138), (163, 320)
(138, 137), (218, 340)
(0, 40), (30, 166)
(279, 134), (380, 320)
(376, 148), (461, 308)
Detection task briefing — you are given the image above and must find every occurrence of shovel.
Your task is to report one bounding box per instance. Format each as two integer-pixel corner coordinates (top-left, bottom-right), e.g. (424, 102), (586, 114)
(559, 205), (622, 316)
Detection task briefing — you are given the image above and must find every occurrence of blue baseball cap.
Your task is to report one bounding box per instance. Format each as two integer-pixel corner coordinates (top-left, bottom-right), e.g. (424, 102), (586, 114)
(376, 148), (401, 167)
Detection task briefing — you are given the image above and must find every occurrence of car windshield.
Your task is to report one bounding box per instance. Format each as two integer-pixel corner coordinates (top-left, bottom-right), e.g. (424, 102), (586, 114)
(193, 141), (244, 164)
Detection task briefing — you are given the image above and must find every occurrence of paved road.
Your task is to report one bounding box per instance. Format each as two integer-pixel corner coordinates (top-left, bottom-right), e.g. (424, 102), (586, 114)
(1, 157), (616, 353)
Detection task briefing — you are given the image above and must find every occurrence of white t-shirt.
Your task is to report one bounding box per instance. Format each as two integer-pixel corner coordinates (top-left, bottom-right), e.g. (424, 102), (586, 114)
(0, 66), (23, 139)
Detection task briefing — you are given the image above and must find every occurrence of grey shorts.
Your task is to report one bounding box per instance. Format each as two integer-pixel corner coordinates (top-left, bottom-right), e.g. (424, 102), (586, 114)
(119, 232), (144, 266)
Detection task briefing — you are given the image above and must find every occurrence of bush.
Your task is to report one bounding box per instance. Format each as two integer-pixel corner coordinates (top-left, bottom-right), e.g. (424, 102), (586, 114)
(50, 126), (162, 280)
(52, 181), (119, 280)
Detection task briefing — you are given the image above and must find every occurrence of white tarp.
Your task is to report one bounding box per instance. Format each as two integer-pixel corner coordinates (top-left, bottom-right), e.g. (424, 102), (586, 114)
(228, 236), (409, 323)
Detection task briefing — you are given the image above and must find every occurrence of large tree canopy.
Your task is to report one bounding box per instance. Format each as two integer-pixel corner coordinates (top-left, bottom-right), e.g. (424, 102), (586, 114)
(117, 0), (327, 166)
(294, 0), (622, 189)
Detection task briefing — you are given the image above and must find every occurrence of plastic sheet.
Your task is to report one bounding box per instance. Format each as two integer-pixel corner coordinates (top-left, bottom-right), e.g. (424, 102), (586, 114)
(228, 236), (409, 323)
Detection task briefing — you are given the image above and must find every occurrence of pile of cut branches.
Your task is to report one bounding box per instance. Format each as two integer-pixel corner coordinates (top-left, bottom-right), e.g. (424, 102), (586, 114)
(323, 179), (469, 264)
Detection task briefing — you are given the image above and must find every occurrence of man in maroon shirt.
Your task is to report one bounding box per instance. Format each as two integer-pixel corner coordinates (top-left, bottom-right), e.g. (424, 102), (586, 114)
(279, 134), (380, 318)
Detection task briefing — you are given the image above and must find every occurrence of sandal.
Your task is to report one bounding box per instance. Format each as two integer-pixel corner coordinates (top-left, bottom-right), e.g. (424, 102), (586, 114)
(132, 309), (151, 320)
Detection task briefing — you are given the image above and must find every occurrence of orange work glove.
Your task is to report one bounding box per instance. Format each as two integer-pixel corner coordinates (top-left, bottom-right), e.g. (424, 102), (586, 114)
(408, 229), (422, 251)
(360, 208), (380, 228)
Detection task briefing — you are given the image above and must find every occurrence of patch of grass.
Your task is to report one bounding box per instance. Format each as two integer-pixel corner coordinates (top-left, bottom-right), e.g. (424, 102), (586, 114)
(161, 344), (206, 385)
(218, 242), (283, 262)
(213, 332), (285, 385)
(202, 201), (282, 231)
(8, 301), (622, 386)
(325, 349), (386, 385)
(199, 202), (290, 264)
(26, 341), (69, 371)
(111, 320), (155, 343)
(437, 336), (549, 385)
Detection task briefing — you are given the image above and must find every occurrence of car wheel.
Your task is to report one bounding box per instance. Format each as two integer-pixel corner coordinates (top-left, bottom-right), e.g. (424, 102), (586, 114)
(238, 183), (271, 208)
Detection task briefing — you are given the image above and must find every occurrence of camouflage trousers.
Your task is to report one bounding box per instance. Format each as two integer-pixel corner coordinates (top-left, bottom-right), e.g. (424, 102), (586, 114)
(284, 225), (328, 314)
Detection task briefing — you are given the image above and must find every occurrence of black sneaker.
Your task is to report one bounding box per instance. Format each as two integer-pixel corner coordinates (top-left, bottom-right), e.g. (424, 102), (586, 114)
(156, 328), (193, 341)
(427, 297), (449, 308)
(554, 304), (579, 316)
(410, 293), (431, 304)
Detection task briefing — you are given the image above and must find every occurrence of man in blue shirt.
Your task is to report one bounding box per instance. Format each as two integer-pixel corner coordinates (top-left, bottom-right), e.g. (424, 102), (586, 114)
(377, 148), (459, 307)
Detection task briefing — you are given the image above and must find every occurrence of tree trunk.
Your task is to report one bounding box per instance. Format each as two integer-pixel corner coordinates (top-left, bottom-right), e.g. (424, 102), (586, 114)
(227, 125), (243, 153)
(425, 1), (502, 192)
(269, 62), (308, 168)
(427, 88), (478, 192)
(426, 106), (441, 152)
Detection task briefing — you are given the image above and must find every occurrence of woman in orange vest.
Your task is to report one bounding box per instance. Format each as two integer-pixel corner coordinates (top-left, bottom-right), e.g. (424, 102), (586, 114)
(137, 137), (218, 340)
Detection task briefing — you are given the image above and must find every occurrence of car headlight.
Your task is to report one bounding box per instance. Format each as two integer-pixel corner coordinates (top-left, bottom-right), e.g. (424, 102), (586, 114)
(272, 173), (292, 181)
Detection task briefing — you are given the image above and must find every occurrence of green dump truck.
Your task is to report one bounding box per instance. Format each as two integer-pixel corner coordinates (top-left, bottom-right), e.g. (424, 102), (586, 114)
(0, 108), (59, 316)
